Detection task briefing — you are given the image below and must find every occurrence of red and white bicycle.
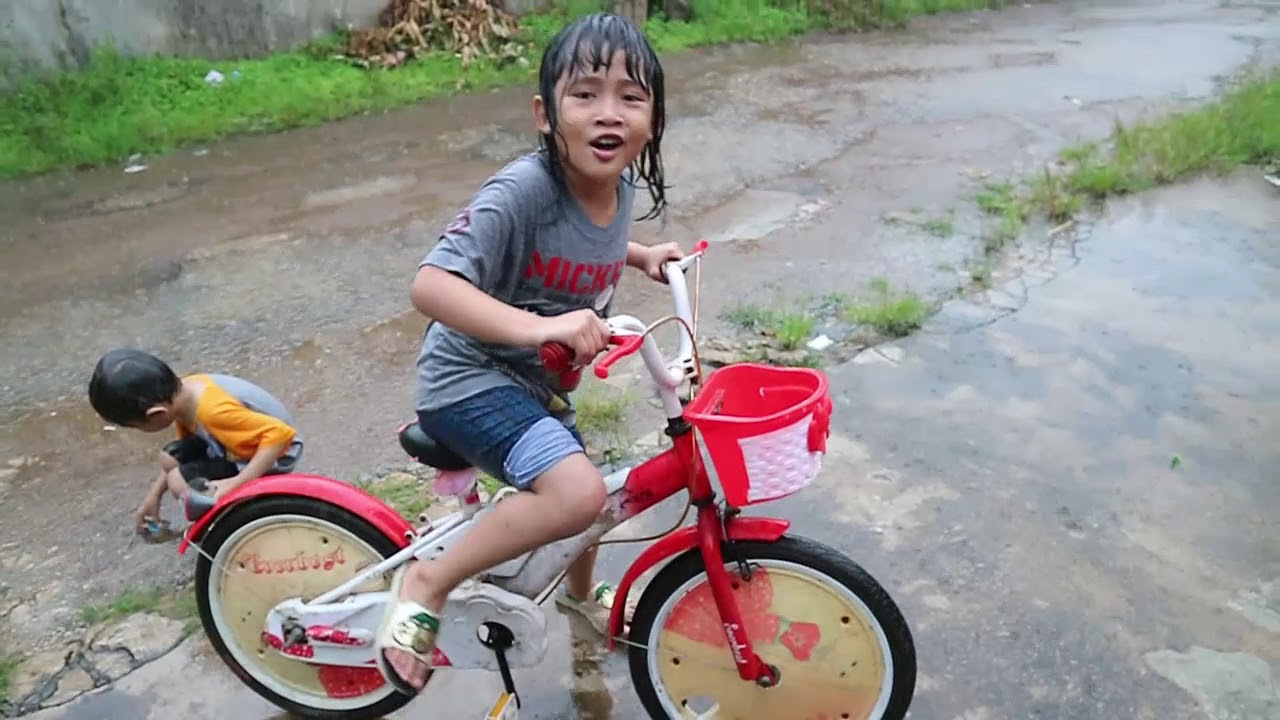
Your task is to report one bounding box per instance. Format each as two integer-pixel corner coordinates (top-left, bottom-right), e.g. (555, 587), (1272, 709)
(176, 240), (917, 719)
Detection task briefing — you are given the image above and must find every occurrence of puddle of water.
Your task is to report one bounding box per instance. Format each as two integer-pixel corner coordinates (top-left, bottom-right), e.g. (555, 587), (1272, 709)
(989, 50), (1057, 68)
(40, 180), (196, 221)
(300, 174), (419, 210)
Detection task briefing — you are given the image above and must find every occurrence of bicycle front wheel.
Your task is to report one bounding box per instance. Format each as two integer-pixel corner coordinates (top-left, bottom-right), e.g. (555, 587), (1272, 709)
(627, 536), (916, 719)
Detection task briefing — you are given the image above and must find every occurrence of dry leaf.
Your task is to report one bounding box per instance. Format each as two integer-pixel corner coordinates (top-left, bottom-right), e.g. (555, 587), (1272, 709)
(343, 0), (522, 70)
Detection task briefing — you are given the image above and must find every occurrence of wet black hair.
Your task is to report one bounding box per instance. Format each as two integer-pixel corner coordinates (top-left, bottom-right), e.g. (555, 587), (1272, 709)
(87, 348), (181, 426)
(537, 12), (667, 222)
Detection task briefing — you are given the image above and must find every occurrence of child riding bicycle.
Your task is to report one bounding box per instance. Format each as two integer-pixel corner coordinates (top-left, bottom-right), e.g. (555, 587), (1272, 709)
(376, 12), (686, 695)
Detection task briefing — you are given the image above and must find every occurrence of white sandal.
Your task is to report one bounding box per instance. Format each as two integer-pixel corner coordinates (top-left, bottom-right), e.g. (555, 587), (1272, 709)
(374, 566), (442, 696)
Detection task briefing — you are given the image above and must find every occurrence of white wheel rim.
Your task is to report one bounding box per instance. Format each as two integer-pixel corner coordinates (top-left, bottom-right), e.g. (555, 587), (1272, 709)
(643, 559), (896, 719)
(207, 513), (398, 712)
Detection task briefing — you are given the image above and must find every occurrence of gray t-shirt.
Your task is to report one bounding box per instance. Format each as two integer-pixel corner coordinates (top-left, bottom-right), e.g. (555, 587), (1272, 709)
(415, 152), (635, 414)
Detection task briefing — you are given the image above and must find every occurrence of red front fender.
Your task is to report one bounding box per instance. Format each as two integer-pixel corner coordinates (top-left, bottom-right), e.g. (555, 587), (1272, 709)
(606, 515), (790, 650)
(177, 473), (413, 554)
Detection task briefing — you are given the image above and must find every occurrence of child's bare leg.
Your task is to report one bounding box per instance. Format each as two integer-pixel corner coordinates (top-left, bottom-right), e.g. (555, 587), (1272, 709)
(159, 449), (179, 473)
(400, 452), (603, 607)
(566, 544), (599, 601)
(163, 467), (189, 499)
(386, 452), (605, 688)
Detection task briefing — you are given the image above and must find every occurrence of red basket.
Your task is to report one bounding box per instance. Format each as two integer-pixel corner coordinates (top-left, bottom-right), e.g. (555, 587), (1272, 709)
(684, 363), (834, 507)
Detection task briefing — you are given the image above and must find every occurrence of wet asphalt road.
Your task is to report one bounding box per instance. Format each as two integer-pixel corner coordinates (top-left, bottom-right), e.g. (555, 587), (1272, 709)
(2, 0), (1279, 718)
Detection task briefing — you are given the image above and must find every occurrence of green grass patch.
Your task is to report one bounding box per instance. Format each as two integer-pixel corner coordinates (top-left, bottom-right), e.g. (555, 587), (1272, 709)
(967, 259), (992, 288)
(721, 303), (781, 332)
(478, 472), (504, 496)
(80, 584), (200, 634)
(975, 180), (1031, 252)
(0, 653), (19, 705)
(799, 0), (1011, 30)
(356, 471), (433, 520)
(0, 42), (531, 179)
(1059, 73), (1279, 198)
(775, 312), (816, 350)
(973, 72), (1279, 251)
(357, 468), (509, 518)
(842, 277), (931, 337)
(573, 382), (635, 463)
(922, 216), (956, 238)
(721, 303), (815, 350)
(717, 300), (824, 365)
(1, 0), (1013, 179)
(575, 382), (632, 436)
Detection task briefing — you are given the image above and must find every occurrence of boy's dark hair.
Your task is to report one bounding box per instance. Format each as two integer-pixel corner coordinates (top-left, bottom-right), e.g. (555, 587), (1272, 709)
(88, 349), (182, 426)
(537, 12), (667, 222)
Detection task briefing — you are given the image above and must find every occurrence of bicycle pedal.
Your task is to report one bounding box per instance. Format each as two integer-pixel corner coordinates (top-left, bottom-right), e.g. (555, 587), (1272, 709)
(485, 692), (518, 720)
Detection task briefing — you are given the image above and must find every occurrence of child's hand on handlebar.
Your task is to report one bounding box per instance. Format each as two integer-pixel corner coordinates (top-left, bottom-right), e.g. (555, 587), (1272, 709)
(636, 242), (685, 284)
(536, 309), (611, 364)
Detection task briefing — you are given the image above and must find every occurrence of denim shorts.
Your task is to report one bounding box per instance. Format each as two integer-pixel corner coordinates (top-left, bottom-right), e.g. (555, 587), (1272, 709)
(415, 384), (586, 490)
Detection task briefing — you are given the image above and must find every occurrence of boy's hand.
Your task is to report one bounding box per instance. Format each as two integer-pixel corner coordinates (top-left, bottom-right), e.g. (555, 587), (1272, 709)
(537, 308), (611, 364)
(638, 242), (685, 284)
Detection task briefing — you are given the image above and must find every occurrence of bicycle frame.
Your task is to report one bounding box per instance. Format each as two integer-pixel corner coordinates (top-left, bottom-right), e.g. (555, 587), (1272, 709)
(180, 239), (787, 685)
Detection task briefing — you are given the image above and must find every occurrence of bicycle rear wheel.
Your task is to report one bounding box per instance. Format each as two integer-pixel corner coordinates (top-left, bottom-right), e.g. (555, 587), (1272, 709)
(194, 496), (422, 720)
(627, 536), (915, 719)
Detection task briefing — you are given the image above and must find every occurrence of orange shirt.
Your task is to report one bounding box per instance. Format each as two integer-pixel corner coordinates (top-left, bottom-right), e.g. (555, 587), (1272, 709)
(176, 374), (298, 463)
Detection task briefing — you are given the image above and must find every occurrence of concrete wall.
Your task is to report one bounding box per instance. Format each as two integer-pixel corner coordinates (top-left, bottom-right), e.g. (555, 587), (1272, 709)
(0, 0), (400, 88)
(0, 0), (655, 90)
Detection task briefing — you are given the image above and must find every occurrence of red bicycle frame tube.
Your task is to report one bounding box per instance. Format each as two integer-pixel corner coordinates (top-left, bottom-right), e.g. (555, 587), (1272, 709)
(696, 504), (775, 683)
(608, 428), (784, 684)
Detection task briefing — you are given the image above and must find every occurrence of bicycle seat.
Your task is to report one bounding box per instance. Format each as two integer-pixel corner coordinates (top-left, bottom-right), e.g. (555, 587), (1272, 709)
(397, 421), (472, 471)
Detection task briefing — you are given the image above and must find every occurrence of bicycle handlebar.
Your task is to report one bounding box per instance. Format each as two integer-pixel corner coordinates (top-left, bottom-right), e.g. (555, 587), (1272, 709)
(540, 239), (709, 384)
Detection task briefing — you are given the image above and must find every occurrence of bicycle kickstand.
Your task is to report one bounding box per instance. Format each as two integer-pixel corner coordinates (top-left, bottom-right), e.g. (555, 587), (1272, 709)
(481, 623), (520, 720)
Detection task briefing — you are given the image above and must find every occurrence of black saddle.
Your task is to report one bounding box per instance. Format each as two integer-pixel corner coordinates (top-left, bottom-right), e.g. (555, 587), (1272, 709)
(397, 422), (472, 471)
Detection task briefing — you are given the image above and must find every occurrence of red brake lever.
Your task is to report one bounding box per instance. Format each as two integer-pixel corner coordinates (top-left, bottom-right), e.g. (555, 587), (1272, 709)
(594, 335), (644, 379)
